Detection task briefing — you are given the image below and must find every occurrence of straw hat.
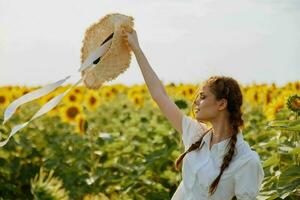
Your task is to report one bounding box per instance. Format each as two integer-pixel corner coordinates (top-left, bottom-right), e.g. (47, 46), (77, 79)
(0, 13), (135, 147)
(80, 13), (134, 89)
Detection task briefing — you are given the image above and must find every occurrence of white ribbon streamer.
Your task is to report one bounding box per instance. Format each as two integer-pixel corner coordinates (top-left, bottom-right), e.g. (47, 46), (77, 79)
(0, 39), (112, 147)
(2, 76), (71, 125)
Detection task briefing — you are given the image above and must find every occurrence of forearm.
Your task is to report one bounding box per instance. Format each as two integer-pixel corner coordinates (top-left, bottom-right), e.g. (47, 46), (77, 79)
(132, 47), (167, 100)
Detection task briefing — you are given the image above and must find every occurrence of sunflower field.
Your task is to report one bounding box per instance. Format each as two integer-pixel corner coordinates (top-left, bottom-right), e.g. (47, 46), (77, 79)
(0, 81), (299, 200)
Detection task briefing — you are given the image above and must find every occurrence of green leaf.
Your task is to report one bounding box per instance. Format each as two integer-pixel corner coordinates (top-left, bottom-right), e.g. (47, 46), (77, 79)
(263, 154), (279, 168)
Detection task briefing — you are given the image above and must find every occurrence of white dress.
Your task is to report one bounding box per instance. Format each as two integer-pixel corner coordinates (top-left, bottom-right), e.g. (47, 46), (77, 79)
(171, 115), (265, 200)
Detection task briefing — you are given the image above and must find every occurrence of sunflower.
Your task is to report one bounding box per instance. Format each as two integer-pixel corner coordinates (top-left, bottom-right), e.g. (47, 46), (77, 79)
(136, 84), (148, 95)
(113, 84), (128, 94)
(60, 103), (83, 124)
(285, 81), (299, 90)
(0, 87), (12, 109)
(287, 94), (300, 115)
(30, 167), (70, 200)
(244, 86), (266, 107)
(130, 94), (144, 107)
(186, 85), (197, 96)
(264, 89), (273, 105)
(165, 84), (176, 96)
(73, 86), (86, 95)
(127, 85), (141, 99)
(62, 90), (83, 105)
(75, 115), (87, 135)
(1, 86), (14, 91)
(110, 86), (119, 95)
(9, 86), (23, 100)
(83, 193), (109, 200)
(83, 90), (101, 112)
(295, 82), (300, 90)
(0, 86), (27, 114)
(180, 85), (189, 98)
(264, 97), (285, 121)
(100, 87), (117, 100)
(175, 85), (197, 100)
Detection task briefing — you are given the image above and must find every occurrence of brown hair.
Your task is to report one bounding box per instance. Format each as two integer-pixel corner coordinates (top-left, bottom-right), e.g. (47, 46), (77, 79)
(174, 75), (244, 196)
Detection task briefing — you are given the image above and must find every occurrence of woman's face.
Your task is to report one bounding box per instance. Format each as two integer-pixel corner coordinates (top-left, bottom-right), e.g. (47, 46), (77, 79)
(194, 86), (220, 122)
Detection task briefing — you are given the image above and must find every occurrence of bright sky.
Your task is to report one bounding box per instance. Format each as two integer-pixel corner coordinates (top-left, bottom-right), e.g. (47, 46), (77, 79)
(0, 0), (299, 87)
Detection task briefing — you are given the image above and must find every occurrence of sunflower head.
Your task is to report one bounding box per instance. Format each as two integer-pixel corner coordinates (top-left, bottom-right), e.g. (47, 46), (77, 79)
(287, 94), (300, 115)
(131, 94), (144, 107)
(0, 89), (11, 109)
(75, 115), (88, 135)
(60, 103), (83, 124)
(84, 90), (101, 112)
(30, 167), (70, 200)
(83, 193), (109, 200)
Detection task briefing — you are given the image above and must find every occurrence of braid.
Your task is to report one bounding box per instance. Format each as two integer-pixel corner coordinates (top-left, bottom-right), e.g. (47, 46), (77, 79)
(208, 132), (237, 195)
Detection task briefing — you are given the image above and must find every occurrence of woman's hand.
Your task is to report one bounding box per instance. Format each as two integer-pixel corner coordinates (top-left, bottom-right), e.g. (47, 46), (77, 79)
(121, 27), (140, 52)
(82, 67), (101, 89)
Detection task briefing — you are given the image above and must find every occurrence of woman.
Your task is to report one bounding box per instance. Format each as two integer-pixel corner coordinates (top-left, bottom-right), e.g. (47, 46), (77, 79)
(122, 29), (264, 200)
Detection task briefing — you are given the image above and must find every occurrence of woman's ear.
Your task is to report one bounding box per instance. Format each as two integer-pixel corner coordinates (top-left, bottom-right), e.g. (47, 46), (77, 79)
(217, 98), (228, 111)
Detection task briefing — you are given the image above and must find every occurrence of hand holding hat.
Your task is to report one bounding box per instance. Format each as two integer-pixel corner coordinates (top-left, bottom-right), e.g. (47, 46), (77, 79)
(82, 67), (99, 90)
(121, 27), (140, 53)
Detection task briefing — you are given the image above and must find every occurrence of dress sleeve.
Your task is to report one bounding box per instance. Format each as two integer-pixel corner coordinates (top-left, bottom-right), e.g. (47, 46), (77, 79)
(181, 115), (207, 151)
(234, 154), (265, 200)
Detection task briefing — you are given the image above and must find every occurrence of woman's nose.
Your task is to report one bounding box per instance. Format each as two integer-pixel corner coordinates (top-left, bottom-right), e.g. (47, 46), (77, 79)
(195, 99), (200, 106)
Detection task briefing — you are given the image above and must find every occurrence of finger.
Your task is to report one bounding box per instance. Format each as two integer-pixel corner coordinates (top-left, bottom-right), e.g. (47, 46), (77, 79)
(121, 34), (127, 41)
(121, 25), (133, 33)
(121, 29), (127, 35)
(122, 33), (128, 40)
(121, 27), (128, 33)
(127, 27), (133, 33)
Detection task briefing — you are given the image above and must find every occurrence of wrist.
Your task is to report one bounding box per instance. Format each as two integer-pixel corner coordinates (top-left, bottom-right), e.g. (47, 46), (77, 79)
(132, 45), (141, 54)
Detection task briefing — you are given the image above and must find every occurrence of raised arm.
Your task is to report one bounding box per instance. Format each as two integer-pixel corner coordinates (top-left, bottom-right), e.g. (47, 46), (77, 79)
(122, 28), (184, 134)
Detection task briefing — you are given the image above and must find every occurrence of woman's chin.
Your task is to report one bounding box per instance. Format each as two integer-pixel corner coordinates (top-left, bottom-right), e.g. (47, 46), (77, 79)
(195, 114), (202, 120)
(195, 113), (207, 121)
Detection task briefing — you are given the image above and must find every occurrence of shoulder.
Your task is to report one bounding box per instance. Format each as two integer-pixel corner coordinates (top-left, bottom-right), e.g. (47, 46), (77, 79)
(227, 141), (263, 173)
(182, 115), (207, 131)
(233, 149), (265, 199)
(242, 151), (262, 170)
(181, 115), (208, 150)
(234, 148), (264, 180)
